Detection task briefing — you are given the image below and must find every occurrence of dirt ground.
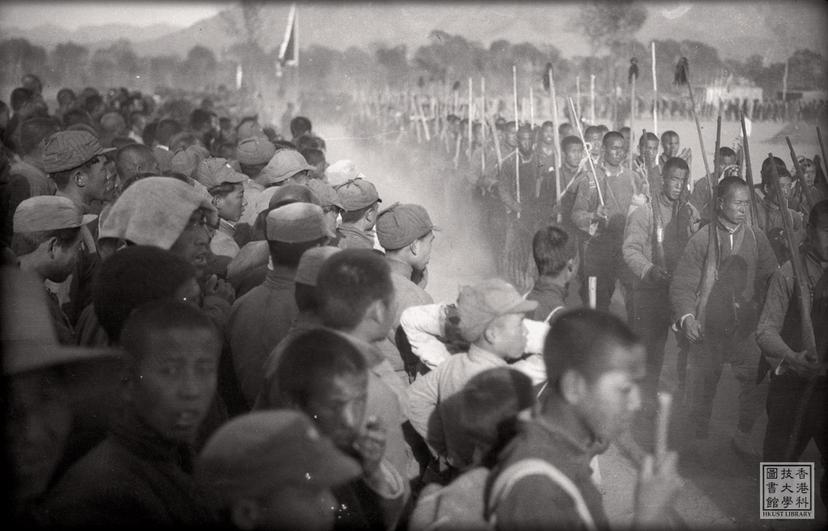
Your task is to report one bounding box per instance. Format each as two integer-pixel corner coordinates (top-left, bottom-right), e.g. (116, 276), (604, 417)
(322, 116), (827, 530)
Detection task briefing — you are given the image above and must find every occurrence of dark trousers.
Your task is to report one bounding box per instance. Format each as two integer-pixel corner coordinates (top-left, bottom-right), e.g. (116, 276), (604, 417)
(580, 231), (622, 312)
(627, 286), (671, 405)
(763, 373), (827, 509)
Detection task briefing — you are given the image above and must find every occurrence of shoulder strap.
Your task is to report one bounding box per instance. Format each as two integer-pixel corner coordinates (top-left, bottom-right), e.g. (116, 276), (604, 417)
(488, 458), (597, 530)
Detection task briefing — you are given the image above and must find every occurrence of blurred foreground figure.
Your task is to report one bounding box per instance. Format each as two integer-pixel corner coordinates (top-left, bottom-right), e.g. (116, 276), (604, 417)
(44, 300), (220, 527)
(757, 199), (828, 509)
(197, 410), (361, 530)
(488, 309), (682, 528)
(3, 267), (121, 525)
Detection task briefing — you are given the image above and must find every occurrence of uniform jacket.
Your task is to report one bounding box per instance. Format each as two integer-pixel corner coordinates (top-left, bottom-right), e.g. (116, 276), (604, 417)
(526, 276), (568, 322)
(228, 264), (298, 407)
(43, 411), (211, 528)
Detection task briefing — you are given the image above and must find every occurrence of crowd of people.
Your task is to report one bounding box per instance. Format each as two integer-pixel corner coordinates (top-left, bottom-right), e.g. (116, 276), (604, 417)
(1, 70), (827, 530)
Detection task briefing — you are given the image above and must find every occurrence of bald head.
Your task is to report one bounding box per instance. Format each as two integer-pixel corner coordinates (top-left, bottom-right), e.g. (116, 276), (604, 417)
(116, 144), (160, 184)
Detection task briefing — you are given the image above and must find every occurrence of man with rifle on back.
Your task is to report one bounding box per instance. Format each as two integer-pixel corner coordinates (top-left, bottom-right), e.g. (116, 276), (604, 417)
(670, 175), (778, 459)
(756, 196), (828, 510)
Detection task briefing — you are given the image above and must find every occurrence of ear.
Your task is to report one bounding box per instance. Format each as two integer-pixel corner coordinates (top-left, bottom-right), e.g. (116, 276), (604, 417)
(364, 207), (376, 225)
(409, 239), (419, 256)
(482, 321), (498, 345)
(231, 498), (260, 530)
(559, 369), (586, 405)
(47, 236), (59, 258)
(73, 169), (87, 187)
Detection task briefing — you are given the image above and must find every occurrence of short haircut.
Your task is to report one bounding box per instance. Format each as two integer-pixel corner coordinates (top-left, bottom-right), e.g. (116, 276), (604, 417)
(93, 246), (196, 343)
(10, 87), (34, 111)
(316, 249), (393, 331)
(583, 125), (602, 139)
(760, 156), (789, 188)
(19, 116), (60, 155)
(661, 130), (678, 143)
(169, 131), (201, 153)
(57, 88), (76, 105)
(561, 135), (583, 152)
(532, 226), (576, 276)
(290, 116), (312, 138)
(155, 118), (183, 146)
(808, 199), (828, 228)
(719, 146), (736, 159)
(517, 125), (533, 136)
(541, 121), (554, 129)
(662, 157), (689, 179)
(602, 131), (623, 148)
(638, 132), (659, 146)
(190, 108), (214, 131)
(267, 238), (327, 268)
(619, 126), (630, 135)
(295, 134), (326, 152)
(11, 227), (80, 257)
(717, 175), (749, 199)
(62, 108), (92, 128)
(274, 329), (367, 408)
(120, 299), (218, 367)
(84, 94), (103, 113)
(544, 308), (640, 387)
(299, 147), (326, 166)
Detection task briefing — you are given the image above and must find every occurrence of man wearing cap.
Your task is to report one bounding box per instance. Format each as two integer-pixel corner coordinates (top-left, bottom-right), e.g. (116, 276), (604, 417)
(244, 149), (315, 228)
(228, 202), (333, 407)
(195, 157), (247, 259)
(236, 136), (276, 228)
(2, 267), (121, 525)
(377, 203), (437, 378)
(97, 176), (236, 328)
(12, 196), (88, 344)
(196, 410), (361, 530)
(407, 278), (537, 474)
(335, 178), (383, 250)
(307, 178), (345, 239)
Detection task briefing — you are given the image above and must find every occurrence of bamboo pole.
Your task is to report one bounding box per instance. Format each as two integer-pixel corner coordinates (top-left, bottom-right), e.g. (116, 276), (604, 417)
(651, 41), (658, 135)
(513, 64), (521, 218)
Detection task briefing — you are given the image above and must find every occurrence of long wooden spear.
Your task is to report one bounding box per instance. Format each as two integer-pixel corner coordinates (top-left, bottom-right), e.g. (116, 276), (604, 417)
(651, 41), (658, 136)
(629, 58), (639, 192)
(739, 111), (759, 226)
(468, 77), (473, 163)
(818, 127), (827, 178)
(787, 136), (813, 213)
(767, 153), (820, 461)
(590, 73), (596, 124)
(568, 97), (604, 206)
(675, 57), (717, 335)
(481, 77), (487, 175)
(546, 63), (563, 222)
(513, 64), (521, 218)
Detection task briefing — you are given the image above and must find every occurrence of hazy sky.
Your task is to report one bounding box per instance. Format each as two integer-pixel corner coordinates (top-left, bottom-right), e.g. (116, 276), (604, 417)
(0, 1), (225, 29)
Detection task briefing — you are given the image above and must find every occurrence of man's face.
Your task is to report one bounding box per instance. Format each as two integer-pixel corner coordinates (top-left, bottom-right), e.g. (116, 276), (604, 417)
(564, 143), (584, 168)
(662, 134), (680, 157)
(641, 139), (659, 163)
(48, 231), (83, 282)
(718, 185), (750, 226)
(800, 158), (816, 187)
(169, 209), (213, 278)
(503, 127), (518, 149)
(256, 485), (337, 531)
(603, 137), (626, 168)
(586, 132), (603, 159)
(490, 313), (528, 360)
(662, 166), (687, 201)
(577, 343), (645, 442)
(131, 328), (219, 445)
(808, 215), (828, 262)
(517, 131), (534, 155)
(765, 175), (793, 206)
(216, 184), (245, 223)
(322, 206), (341, 234)
(81, 155), (113, 203)
(6, 369), (72, 504)
(541, 125), (555, 145)
(721, 154), (737, 168)
(305, 373), (368, 451)
(412, 231), (435, 270)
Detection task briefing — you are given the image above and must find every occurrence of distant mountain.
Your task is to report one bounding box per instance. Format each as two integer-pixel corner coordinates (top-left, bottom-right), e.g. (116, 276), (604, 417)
(1, 2), (824, 63)
(0, 21), (181, 49)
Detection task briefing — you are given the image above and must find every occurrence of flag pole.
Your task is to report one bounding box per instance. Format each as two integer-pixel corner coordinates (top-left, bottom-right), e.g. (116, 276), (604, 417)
(651, 41), (658, 136)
